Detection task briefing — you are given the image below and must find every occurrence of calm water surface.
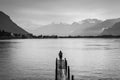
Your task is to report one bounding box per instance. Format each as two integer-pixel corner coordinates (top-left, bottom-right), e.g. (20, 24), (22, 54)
(0, 39), (120, 80)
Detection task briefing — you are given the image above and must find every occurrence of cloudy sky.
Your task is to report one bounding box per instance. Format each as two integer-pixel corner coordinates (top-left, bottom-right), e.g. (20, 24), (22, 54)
(0, 0), (120, 30)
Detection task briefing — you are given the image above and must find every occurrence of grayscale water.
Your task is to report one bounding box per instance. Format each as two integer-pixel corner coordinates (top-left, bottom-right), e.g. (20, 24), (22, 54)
(0, 39), (120, 80)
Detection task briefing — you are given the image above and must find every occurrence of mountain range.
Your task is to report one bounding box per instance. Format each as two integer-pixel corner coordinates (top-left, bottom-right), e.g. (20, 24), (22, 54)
(32, 18), (120, 36)
(32, 19), (102, 36)
(0, 11), (120, 36)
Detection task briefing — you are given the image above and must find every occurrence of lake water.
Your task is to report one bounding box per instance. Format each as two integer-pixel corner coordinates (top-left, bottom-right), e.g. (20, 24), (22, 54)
(0, 39), (120, 80)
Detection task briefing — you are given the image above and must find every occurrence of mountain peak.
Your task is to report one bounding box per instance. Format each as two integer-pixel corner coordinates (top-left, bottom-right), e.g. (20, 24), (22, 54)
(80, 19), (102, 24)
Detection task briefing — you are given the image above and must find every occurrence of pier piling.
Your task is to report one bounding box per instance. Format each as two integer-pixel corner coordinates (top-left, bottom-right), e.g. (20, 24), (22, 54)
(71, 75), (74, 80)
(55, 51), (74, 80)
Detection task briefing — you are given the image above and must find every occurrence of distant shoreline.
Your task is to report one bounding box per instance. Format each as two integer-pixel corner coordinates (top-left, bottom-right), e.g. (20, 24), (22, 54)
(1, 36), (120, 39)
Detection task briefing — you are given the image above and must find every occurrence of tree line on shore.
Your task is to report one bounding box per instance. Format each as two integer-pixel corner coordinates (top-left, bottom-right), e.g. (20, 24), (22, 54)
(0, 30), (33, 39)
(1, 29), (120, 39)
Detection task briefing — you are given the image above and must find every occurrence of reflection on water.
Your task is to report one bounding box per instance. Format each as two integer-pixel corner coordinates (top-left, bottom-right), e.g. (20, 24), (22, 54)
(0, 39), (120, 80)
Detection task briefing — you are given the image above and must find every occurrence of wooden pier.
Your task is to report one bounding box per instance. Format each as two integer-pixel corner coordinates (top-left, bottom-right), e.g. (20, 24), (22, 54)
(55, 51), (74, 80)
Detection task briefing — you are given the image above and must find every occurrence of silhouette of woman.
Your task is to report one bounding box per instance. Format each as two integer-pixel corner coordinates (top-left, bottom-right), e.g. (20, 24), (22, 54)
(59, 51), (63, 60)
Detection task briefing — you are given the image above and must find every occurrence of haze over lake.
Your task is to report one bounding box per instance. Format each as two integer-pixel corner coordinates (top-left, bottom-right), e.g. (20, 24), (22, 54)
(0, 39), (120, 80)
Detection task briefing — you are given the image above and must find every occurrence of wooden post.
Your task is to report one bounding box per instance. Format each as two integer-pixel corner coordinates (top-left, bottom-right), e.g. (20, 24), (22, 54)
(55, 58), (58, 80)
(71, 75), (74, 80)
(68, 66), (70, 80)
(65, 58), (67, 72)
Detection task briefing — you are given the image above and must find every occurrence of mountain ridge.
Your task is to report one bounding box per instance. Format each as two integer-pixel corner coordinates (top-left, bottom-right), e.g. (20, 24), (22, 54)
(101, 22), (120, 35)
(0, 11), (29, 35)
